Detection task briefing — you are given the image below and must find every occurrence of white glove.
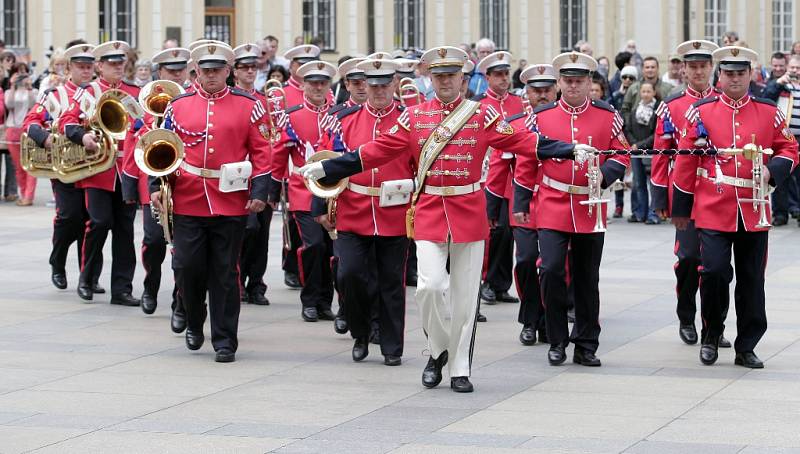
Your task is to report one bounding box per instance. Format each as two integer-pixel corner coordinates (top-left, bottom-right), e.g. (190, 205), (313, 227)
(573, 143), (597, 165)
(299, 161), (326, 181)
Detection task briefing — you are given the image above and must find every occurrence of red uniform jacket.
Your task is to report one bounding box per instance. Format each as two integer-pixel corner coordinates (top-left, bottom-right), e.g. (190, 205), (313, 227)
(651, 86), (716, 214)
(324, 96), (567, 243)
(672, 93), (798, 232)
(269, 99), (333, 212)
(22, 79), (84, 147)
(158, 85), (271, 217)
(515, 98), (630, 234)
(59, 78), (140, 192)
(319, 101), (413, 237)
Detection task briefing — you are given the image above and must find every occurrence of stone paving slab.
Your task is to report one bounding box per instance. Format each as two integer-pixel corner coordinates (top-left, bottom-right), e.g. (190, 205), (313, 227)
(2, 183), (800, 453)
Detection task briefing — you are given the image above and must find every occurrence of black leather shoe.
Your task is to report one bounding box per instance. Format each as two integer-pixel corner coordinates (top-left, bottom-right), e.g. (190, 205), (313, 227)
(185, 329), (204, 350)
(141, 293), (157, 315)
(734, 351), (764, 369)
(110, 293), (141, 307)
(679, 323), (698, 345)
(477, 312), (487, 322)
(537, 328), (548, 344)
(302, 307), (318, 322)
(284, 272), (302, 289)
(91, 283), (105, 294)
(700, 338), (720, 365)
(719, 335), (732, 348)
(573, 347), (602, 366)
(352, 337), (369, 362)
(215, 348), (235, 363)
(171, 308), (187, 334)
(406, 274), (418, 287)
(450, 376), (474, 393)
(548, 345), (567, 365)
(519, 325), (536, 346)
(480, 284), (497, 304)
(496, 291), (519, 303)
(334, 316), (348, 334)
(51, 271), (67, 290)
(384, 355), (401, 366)
(422, 351), (448, 388)
(567, 307), (576, 323)
(773, 214), (788, 226)
(248, 293), (270, 306)
(318, 308), (335, 320)
(77, 284), (93, 301)
(369, 329), (381, 345)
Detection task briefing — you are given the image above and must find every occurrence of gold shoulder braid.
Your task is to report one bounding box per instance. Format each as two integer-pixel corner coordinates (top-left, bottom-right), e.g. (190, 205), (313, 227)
(405, 99), (481, 238)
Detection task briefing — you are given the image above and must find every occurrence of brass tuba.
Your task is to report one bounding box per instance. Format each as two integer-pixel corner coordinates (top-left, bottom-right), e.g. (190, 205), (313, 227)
(134, 128), (185, 243)
(139, 80), (184, 126)
(398, 77), (422, 107)
(302, 150), (349, 239)
(54, 89), (133, 183)
(20, 132), (61, 179)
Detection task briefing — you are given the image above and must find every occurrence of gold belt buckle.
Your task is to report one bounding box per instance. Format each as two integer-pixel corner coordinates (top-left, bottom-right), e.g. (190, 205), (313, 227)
(200, 168), (213, 178)
(368, 187), (380, 196)
(443, 186), (456, 196)
(567, 185), (581, 194)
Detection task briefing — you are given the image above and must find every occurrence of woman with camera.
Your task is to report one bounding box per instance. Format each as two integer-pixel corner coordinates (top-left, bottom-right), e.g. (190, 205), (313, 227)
(4, 62), (38, 206)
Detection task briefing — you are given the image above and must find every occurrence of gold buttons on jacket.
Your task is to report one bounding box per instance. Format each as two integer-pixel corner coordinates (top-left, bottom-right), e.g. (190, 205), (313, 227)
(208, 135), (214, 140)
(209, 101), (215, 106)
(208, 111), (214, 116)
(208, 123), (213, 128)
(209, 148), (215, 154)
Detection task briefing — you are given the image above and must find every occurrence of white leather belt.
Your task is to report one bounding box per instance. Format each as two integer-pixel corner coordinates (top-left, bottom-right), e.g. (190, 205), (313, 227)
(181, 162), (220, 178)
(424, 182), (482, 196)
(697, 168), (753, 188)
(541, 175), (590, 195)
(347, 182), (380, 196)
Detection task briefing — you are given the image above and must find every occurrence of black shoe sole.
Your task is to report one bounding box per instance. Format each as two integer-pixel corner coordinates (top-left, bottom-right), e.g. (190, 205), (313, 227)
(215, 353), (235, 363)
(52, 277), (68, 290)
(573, 357), (602, 367)
(77, 289), (93, 301)
(548, 355), (567, 366)
(186, 340), (204, 351)
(384, 358), (401, 366)
(734, 358), (764, 369)
(450, 383), (474, 393)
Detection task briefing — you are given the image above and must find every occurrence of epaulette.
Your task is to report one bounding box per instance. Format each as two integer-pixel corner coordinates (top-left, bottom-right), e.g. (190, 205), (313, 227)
(505, 112), (527, 123)
(507, 91), (521, 97)
(120, 80), (139, 89)
(397, 104), (406, 112)
(285, 104), (303, 114)
(692, 96), (718, 108)
(532, 101), (557, 114)
(590, 99), (616, 113)
(327, 103), (348, 116)
(663, 91), (686, 104)
(484, 104), (501, 129)
(751, 96), (778, 107)
(230, 87), (257, 101)
(336, 104), (362, 120)
(471, 93), (487, 102)
(170, 91), (196, 103)
(397, 109), (410, 131)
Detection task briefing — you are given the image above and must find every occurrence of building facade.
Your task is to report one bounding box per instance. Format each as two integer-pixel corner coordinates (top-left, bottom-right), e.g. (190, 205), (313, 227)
(8, 0), (800, 70)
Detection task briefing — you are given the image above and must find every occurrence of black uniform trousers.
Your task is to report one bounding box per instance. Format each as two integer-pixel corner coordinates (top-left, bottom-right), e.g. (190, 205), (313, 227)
(173, 214), (246, 352)
(141, 204), (167, 298)
(485, 198), (514, 293)
(293, 211), (334, 310)
(80, 182), (137, 295)
(337, 231), (408, 357)
(698, 220), (768, 353)
(49, 180), (102, 281)
(538, 229), (604, 353)
(674, 220), (703, 325)
(240, 206), (273, 297)
(280, 182), (301, 276)
(513, 227), (544, 329)
(405, 241), (418, 282)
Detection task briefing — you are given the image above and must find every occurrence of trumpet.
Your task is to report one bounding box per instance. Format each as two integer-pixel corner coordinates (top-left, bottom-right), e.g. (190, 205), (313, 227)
(263, 78), (286, 144)
(134, 128), (185, 243)
(139, 80), (185, 127)
(302, 150), (349, 240)
(738, 134), (774, 228)
(398, 77), (422, 107)
(578, 137), (611, 233)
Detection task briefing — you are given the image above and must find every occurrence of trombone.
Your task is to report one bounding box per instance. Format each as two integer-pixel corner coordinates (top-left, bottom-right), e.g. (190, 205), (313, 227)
(302, 150), (349, 240)
(398, 77), (422, 107)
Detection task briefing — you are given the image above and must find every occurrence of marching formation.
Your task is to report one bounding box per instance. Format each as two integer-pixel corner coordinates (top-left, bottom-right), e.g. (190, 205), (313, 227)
(18, 34), (798, 393)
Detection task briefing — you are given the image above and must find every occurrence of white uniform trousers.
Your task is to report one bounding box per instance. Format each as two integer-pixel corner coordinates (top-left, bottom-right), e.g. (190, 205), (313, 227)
(415, 239), (484, 377)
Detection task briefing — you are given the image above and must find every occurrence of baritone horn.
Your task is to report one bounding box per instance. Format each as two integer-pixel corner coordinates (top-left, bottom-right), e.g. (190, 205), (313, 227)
(399, 77), (422, 106)
(134, 128), (185, 243)
(139, 80), (185, 126)
(302, 150), (349, 239)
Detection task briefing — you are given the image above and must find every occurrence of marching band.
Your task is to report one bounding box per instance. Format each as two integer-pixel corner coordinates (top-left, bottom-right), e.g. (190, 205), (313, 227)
(20, 34), (799, 392)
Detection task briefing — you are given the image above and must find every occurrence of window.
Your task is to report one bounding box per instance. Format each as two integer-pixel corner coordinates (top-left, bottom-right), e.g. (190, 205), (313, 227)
(394, 0), (425, 50)
(704, 0), (728, 44)
(303, 0), (336, 52)
(480, 0), (509, 50)
(1, 0), (25, 47)
(559, 0), (586, 52)
(99, 0), (137, 46)
(773, 0), (793, 52)
(205, 0), (234, 44)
